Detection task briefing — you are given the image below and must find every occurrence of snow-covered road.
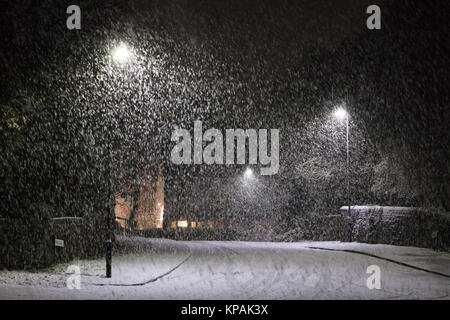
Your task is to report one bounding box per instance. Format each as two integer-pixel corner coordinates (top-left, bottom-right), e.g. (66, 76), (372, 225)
(1, 238), (449, 299)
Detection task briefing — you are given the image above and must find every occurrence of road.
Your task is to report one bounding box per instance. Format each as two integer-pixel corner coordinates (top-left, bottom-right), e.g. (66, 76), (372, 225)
(0, 237), (449, 299)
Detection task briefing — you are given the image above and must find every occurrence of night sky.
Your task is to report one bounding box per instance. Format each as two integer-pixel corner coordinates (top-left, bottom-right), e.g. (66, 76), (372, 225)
(1, 0), (448, 223)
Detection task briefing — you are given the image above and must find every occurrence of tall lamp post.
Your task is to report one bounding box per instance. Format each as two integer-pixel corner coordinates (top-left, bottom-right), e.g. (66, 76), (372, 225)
(105, 43), (131, 278)
(334, 107), (350, 217)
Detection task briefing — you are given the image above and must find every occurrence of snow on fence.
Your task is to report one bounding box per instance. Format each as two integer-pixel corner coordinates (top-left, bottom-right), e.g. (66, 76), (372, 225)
(341, 206), (450, 249)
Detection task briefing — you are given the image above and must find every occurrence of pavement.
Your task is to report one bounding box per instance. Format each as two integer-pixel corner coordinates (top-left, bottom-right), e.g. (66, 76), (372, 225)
(0, 237), (449, 299)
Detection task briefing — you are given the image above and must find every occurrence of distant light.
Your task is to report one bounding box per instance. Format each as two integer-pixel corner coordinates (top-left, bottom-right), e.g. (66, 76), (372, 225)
(112, 43), (130, 64)
(177, 220), (188, 228)
(334, 107), (348, 120)
(157, 205), (164, 229)
(244, 168), (253, 178)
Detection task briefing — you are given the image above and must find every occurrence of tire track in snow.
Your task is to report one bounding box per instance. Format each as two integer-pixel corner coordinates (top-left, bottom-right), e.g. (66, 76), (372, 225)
(307, 246), (450, 279)
(88, 248), (192, 287)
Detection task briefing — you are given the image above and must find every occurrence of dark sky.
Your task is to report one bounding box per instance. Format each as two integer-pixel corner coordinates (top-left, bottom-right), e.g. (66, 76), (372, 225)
(1, 1), (448, 219)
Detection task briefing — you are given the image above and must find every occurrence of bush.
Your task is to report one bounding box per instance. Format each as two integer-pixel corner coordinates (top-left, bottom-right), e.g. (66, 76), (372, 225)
(135, 227), (240, 241)
(274, 214), (345, 242)
(0, 216), (53, 270)
(0, 216), (105, 270)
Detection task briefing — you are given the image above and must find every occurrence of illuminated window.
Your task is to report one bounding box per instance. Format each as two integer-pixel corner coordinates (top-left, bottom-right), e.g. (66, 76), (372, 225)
(170, 221), (177, 228)
(191, 222), (197, 228)
(156, 205), (164, 229)
(177, 220), (188, 228)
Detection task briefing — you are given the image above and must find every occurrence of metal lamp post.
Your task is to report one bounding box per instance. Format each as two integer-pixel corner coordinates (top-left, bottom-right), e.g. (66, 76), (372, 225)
(334, 107), (350, 217)
(105, 43), (131, 278)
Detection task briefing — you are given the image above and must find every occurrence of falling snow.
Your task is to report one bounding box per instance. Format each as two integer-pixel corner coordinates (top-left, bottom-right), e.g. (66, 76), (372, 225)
(0, 0), (448, 300)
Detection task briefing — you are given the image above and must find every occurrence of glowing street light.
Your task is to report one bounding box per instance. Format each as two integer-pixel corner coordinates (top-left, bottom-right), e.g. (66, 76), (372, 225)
(111, 43), (130, 64)
(334, 107), (348, 120)
(244, 168), (254, 179)
(333, 106), (351, 217)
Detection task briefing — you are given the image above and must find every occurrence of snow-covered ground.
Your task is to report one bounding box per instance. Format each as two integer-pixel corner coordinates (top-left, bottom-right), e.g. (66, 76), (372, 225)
(1, 237), (449, 299)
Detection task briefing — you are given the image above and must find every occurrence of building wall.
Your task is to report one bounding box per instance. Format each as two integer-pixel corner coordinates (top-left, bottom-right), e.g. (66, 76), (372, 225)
(114, 167), (164, 230)
(115, 195), (132, 229)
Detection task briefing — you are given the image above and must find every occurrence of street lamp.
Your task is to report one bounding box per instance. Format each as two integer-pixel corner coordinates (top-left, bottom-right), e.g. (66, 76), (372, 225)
(334, 107), (350, 217)
(104, 43), (132, 278)
(112, 43), (130, 64)
(334, 107), (347, 121)
(244, 168), (253, 179)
